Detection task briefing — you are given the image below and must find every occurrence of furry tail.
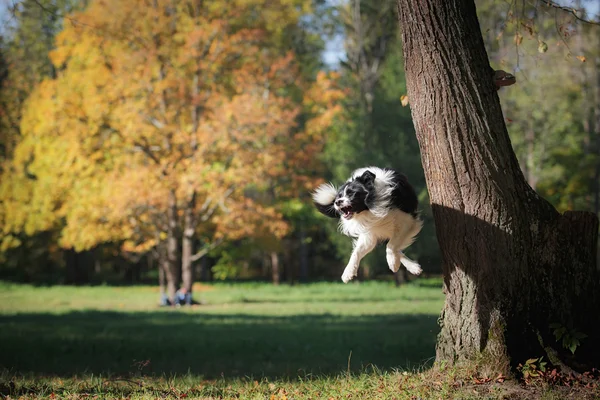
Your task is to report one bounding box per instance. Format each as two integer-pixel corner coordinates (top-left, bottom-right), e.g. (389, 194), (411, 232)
(312, 183), (339, 218)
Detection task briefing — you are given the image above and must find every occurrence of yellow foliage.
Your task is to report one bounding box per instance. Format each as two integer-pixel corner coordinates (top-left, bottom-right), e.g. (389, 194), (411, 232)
(1, 0), (341, 254)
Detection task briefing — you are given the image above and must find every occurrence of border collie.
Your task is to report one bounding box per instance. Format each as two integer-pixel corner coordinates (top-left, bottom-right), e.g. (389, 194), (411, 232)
(312, 167), (423, 283)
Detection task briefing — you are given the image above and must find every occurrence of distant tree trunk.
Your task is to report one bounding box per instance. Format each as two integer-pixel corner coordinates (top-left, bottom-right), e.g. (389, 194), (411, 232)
(397, 0), (600, 375)
(181, 192), (196, 304)
(299, 226), (309, 282)
(594, 48), (600, 215)
(200, 256), (211, 281)
(524, 127), (538, 189)
(64, 249), (92, 284)
(270, 252), (280, 285)
(158, 247), (168, 300)
(165, 189), (179, 305)
(394, 268), (407, 287)
(284, 239), (296, 285)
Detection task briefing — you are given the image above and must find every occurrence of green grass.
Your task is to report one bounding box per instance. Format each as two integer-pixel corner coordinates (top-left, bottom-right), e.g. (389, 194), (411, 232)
(0, 280), (442, 378)
(1, 279), (597, 399)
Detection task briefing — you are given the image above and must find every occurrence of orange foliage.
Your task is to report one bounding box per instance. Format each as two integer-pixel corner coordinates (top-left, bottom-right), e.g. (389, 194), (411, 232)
(1, 0), (343, 254)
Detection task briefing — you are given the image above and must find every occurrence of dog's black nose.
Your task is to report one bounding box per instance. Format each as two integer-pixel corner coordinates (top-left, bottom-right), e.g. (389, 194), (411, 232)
(335, 199), (343, 206)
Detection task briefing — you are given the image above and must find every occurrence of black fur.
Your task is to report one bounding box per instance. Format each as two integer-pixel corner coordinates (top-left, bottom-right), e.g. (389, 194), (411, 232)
(314, 201), (339, 218)
(386, 169), (419, 217)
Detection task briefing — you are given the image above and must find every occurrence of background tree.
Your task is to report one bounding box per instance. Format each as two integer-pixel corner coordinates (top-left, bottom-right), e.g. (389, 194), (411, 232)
(476, 0), (600, 214)
(1, 0), (337, 302)
(1, 0), (598, 291)
(0, 0), (83, 282)
(397, 0), (599, 376)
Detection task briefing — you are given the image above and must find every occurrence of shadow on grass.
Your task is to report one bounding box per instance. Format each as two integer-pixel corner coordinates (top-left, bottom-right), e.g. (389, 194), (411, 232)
(0, 311), (439, 379)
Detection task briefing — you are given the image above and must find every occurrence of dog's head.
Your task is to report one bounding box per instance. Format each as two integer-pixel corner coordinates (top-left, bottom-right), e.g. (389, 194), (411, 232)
(334, 170), (375, 220)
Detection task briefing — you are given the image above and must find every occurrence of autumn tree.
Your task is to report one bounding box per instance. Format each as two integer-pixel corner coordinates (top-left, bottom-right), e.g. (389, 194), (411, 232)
(396, 0), (599, 376)
(2, 0), (335, 301)
(0, 0), (83, 279)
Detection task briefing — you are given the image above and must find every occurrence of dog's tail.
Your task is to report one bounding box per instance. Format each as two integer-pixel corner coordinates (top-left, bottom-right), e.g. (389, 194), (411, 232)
(312, 183), (339, 218)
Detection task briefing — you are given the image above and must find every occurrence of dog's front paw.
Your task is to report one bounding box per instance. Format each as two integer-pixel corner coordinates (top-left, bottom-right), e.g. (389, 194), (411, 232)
(341, 268), (356, 283)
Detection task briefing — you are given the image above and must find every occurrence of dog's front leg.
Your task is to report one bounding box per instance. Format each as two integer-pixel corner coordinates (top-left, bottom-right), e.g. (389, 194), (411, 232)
(341, 234), (377, 283)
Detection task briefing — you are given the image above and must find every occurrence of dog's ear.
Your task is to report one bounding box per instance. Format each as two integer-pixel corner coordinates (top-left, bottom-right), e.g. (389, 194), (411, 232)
(358, 170), (376, 208)
(358, 170), (376, 188)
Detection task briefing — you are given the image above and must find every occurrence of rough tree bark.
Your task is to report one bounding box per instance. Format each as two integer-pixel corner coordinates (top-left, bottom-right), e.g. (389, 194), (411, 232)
(396, 0), (600, 375)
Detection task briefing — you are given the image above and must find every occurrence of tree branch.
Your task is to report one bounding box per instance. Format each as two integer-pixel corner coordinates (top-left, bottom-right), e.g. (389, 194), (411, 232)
(539, 0), (600, 25)
(141, 114), (166, 130)
(132, 140), (161, 165)
(190, 238), (223, 262)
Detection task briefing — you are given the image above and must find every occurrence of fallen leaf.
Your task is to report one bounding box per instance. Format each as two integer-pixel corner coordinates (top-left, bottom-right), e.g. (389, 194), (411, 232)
(576, 55), (586, 62)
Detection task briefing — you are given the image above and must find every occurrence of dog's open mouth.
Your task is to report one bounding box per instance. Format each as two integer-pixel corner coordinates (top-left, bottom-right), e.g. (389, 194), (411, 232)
(340, 206), (354, 219)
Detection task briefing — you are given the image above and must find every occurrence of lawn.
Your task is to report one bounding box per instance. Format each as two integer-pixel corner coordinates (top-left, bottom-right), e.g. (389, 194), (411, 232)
(0, 279), (597, 399)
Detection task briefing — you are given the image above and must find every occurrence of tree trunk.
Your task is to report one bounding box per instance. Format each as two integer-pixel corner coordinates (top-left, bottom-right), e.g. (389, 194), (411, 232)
(394, 268), (407, 287)
(594, 47), (600, 215)
(158, 246), (169, 303)
(299, 226), (309, 282)
(524, 127), (538, 189)
(397, 0), (600, 375)
(270, 251), (281, 285)
(165, 189), (179, 305)
(181, 192), (196, 304)
(64, 249), (92, 284)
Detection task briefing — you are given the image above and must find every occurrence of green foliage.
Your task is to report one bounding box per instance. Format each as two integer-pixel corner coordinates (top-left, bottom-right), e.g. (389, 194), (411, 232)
(550, 322), (588, 354)
(518, 357), (547, 379)
(210, 247), (248, 280)
(476, 0), (600, 213)
(0, 0), (82, 158)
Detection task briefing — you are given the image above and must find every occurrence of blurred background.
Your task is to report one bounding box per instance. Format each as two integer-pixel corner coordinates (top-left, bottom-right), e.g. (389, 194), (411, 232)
(0, 0), (598, 302)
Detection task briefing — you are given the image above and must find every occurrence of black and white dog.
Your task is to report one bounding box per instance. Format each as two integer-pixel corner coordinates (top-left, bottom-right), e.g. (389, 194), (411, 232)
(312, 167), (423, 283)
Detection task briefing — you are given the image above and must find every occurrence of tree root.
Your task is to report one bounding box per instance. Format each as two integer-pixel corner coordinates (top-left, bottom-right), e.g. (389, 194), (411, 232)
(535, 330), (593, 383)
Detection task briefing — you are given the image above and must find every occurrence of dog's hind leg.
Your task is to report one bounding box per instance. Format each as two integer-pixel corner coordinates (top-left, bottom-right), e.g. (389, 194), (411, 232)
(342, 234), (377, 283)
(386, 239), (402, 273)
(400, 253), (422, 275)
(386, 233), (422, 276)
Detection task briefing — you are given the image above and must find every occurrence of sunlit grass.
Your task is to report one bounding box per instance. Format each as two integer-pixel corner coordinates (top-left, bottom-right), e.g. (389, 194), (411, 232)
(0, 279), (444, 315)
